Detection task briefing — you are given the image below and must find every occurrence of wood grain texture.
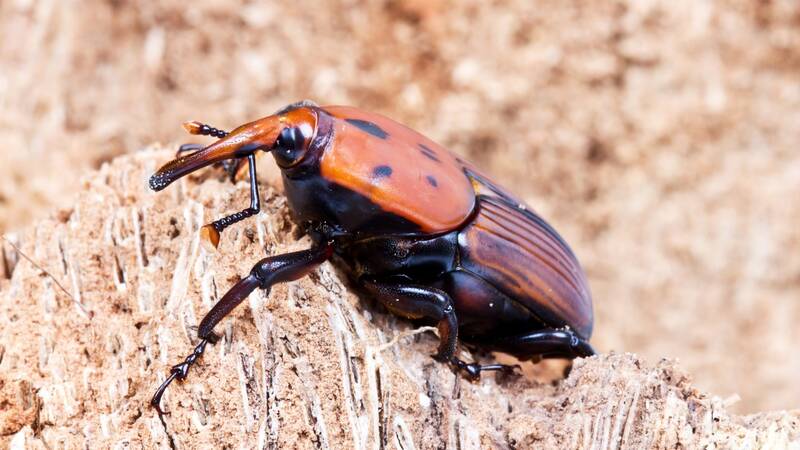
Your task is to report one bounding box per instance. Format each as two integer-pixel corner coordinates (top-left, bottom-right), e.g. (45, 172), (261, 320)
(0, 150), (797, 449)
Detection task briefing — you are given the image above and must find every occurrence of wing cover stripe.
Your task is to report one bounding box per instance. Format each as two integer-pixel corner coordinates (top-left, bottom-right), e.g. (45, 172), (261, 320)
(479, 199), (581, 284)
(459, 197), (593, 338)
(476, 212), (583, 293)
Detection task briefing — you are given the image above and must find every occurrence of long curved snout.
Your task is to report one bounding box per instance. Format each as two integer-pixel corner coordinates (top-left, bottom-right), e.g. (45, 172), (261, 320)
(148, 117), (282, 192)
(149, 151), (220, 191)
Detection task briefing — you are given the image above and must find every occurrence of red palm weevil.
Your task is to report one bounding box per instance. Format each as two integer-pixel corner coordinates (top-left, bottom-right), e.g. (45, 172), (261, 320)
(149, 100), (595, 414)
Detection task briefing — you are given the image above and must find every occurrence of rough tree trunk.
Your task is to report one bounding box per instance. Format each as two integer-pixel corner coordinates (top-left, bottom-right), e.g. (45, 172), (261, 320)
(0, 149), (798, 449)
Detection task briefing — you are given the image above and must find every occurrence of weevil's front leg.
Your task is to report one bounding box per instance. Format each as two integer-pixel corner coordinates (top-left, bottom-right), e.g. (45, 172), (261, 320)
(175, 143), (204, 157)
(201, 153), (260, 247)
(151, 242), (333, 416)
(361, 278), (517, 380)
(220, 158), (245, 183)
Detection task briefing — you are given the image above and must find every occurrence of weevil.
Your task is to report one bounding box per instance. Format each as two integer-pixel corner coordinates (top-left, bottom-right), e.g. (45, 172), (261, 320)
(149, 100), (595, 414)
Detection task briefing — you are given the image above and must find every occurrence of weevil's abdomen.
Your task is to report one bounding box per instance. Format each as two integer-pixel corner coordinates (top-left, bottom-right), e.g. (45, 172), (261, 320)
(318, 106), (476, 234)
(457, 195), (594, 340)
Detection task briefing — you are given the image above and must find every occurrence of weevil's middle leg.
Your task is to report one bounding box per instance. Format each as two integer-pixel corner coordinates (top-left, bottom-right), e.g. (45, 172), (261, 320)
(151, 242), (333, 416)
(361, 278), (519, 380)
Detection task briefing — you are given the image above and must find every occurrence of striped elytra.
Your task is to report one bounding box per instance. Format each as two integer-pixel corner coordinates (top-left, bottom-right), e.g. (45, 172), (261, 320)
(458, 196), (593, 339)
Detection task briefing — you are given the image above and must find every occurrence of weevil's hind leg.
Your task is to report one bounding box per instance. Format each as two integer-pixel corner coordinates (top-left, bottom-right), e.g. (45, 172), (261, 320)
(150, 242), (333, 416)
(497, 329), (595, 361)
(361, 278), (510, 380)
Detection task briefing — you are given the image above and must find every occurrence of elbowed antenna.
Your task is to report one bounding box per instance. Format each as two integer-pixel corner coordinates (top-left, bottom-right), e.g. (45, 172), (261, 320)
(183, 121), (228, 139)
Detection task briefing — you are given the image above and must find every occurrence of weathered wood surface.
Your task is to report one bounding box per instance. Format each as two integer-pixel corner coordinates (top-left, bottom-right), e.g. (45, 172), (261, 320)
(1, 150), (798, 449)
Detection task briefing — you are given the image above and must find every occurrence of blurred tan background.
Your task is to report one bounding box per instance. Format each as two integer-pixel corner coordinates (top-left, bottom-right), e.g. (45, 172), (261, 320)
(1, 0), (798, 414)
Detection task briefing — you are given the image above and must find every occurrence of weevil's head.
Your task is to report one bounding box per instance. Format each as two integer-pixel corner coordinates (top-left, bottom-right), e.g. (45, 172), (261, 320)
(149, 100), (323, 192)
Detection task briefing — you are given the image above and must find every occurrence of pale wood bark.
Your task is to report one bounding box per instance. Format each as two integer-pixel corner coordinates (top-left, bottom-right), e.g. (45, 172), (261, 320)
(0, 150), (797, 449)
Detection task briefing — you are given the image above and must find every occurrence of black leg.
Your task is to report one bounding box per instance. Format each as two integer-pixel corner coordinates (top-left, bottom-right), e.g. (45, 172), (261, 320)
(176, 143), (204, 157)
(220, 158), (245, 183)
(361, 278), (515, 380)
(212, 153), (260, 231)
(151, 242), (333, 416)
(497, 329), (595, 360)
(201, 153), (261, 247)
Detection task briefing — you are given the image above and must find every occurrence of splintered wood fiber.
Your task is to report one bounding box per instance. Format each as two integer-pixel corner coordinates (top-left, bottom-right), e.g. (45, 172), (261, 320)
(0, 151), (798, 449)
(2, 1), (800, 417)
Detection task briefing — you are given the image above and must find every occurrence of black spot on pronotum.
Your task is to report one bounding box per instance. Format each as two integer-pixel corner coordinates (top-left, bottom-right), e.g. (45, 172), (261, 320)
(346, 118), (389, 139)
(372, 165), (393, 179)
(426, 175), (438, 187)
(418, 143), (441, 162)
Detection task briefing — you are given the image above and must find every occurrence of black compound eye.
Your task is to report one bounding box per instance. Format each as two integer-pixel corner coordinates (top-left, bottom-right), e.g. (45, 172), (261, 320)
(274, 126), (308, 167)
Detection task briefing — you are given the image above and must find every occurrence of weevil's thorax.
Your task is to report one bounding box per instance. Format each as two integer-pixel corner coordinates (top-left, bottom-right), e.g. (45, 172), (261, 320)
(279, 107), (421, 236)
(279, 105), (477, 238)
